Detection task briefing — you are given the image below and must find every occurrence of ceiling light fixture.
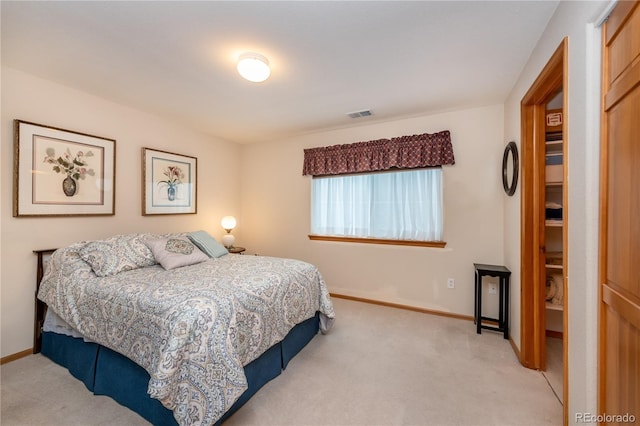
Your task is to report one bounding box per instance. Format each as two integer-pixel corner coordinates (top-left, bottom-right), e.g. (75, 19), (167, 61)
(237, 52), (271, 83)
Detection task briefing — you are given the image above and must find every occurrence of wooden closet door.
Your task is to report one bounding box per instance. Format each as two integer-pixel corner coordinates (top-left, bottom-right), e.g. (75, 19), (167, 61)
(600, 0), (640, 419)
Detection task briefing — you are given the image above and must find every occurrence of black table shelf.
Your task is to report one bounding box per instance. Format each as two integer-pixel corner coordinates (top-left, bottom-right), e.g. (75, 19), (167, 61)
(474, 263), (511, 339)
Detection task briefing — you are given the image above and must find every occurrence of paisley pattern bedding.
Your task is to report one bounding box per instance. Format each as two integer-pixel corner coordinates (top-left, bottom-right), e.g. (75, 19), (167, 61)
(78, 232), (160, 277)
(38, 238), (335, 426)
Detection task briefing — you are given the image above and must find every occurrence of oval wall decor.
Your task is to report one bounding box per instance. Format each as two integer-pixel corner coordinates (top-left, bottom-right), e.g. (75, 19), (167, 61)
(502, 141), (519, 196)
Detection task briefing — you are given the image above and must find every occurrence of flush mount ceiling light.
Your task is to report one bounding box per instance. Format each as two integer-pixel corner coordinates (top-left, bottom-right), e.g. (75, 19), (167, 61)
(237, 52), (271, 83)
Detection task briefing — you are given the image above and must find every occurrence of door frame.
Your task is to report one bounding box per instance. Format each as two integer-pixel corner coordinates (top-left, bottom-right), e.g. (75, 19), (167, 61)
(520, 38), (568, 421)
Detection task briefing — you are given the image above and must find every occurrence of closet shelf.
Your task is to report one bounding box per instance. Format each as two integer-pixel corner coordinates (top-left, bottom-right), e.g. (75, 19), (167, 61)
(545, 220), (563, 227)
(545, 140), (563, 153)
(546, 301), (563, 311)
(546, 264), (563, 270)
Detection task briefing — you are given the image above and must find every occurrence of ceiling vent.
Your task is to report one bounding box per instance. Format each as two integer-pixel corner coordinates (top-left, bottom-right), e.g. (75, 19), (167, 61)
(346, 109), (373, 119)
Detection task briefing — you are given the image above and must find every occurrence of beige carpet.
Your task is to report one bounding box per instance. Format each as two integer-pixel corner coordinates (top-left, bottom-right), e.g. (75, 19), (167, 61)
(1, 298), (561, 425)
(542, 336), (563, 403)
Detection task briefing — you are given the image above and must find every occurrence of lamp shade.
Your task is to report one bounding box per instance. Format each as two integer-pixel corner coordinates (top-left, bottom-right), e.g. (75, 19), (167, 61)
(237, 52), (270, 83)
(221, 216), (237, 232)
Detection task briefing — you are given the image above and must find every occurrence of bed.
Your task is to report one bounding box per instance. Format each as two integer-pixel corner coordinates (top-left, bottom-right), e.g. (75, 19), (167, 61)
(34, 232), (335, 425)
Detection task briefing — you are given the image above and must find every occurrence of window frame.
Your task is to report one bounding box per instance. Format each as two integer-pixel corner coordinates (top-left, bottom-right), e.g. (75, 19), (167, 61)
(307, 234), (446, 248)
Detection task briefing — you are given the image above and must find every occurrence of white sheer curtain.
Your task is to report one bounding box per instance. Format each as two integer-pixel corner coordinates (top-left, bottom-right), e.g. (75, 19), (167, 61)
(311, 168), (443, 241)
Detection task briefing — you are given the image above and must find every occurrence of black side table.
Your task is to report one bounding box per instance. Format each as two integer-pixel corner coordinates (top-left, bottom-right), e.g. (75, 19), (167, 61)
(474, 263), (511, 339)
(228, 246), (246, 254)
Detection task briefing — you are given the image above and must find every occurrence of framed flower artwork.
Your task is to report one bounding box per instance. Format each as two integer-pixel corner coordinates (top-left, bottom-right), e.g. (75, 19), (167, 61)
(142, 147), (197, 215)
(13, 120), (116, 217)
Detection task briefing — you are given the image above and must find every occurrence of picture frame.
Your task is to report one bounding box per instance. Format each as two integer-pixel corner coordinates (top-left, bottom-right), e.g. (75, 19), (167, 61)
(142, 147), (197, 215)
(13, 120), (116, 217)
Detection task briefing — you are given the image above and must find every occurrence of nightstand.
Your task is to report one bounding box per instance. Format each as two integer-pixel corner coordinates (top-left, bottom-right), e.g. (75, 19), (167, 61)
(228, 246), (246, 254)
(474, 263), (511, 339)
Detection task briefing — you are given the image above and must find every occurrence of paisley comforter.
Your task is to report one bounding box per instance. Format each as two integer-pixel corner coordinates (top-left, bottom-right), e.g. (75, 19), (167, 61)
(38, 242), (335, 425)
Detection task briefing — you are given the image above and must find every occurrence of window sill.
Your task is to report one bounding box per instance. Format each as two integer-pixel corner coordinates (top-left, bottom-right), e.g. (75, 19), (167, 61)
(308, 235), (446, 248)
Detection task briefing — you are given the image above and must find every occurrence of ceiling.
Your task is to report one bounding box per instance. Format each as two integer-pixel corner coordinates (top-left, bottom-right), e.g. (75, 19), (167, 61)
(1, 1), (559, 144)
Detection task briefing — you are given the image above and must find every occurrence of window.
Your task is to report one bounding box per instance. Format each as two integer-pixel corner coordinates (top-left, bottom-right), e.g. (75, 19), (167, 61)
(310, 168), (443, 242)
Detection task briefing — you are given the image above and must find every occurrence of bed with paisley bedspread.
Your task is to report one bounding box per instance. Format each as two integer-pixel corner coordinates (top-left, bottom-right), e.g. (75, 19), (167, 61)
(35, 232), (335, 425)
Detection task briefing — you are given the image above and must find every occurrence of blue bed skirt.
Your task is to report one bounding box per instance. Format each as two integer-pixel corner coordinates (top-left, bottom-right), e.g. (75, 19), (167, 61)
(41, 313), (320, 425)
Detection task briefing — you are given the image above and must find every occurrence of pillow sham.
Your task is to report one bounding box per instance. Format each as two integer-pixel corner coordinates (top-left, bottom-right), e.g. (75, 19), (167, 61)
(187, 230), (228, 258)
(145, 236), (209, 270)
(79, 233), (157, 277)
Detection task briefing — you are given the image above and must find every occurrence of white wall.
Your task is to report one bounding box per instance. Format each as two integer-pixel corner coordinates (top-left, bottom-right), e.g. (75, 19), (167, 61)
(503, 1), (608, 421)
(240, 104), (505, 318)
(0, 67), (241, 357)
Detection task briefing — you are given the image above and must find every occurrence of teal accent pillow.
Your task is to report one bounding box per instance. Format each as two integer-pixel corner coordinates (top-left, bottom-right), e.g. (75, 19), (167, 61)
(187, 230), (229, 258)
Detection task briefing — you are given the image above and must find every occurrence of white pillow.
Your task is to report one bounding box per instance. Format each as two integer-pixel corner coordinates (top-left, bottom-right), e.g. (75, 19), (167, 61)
(145, 236), (209, 270)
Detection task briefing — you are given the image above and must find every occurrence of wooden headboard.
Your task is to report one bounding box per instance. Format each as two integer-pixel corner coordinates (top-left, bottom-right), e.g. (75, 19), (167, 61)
(33, 249), (56, 354)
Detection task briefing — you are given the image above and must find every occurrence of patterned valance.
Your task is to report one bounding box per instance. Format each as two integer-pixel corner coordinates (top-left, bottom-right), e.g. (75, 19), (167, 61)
(302, 130), (454, 176)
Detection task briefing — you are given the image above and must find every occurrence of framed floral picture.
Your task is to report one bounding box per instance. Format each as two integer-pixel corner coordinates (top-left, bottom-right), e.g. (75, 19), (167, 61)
(142, 147), (197, 215)
(13, 120), (116, 217)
